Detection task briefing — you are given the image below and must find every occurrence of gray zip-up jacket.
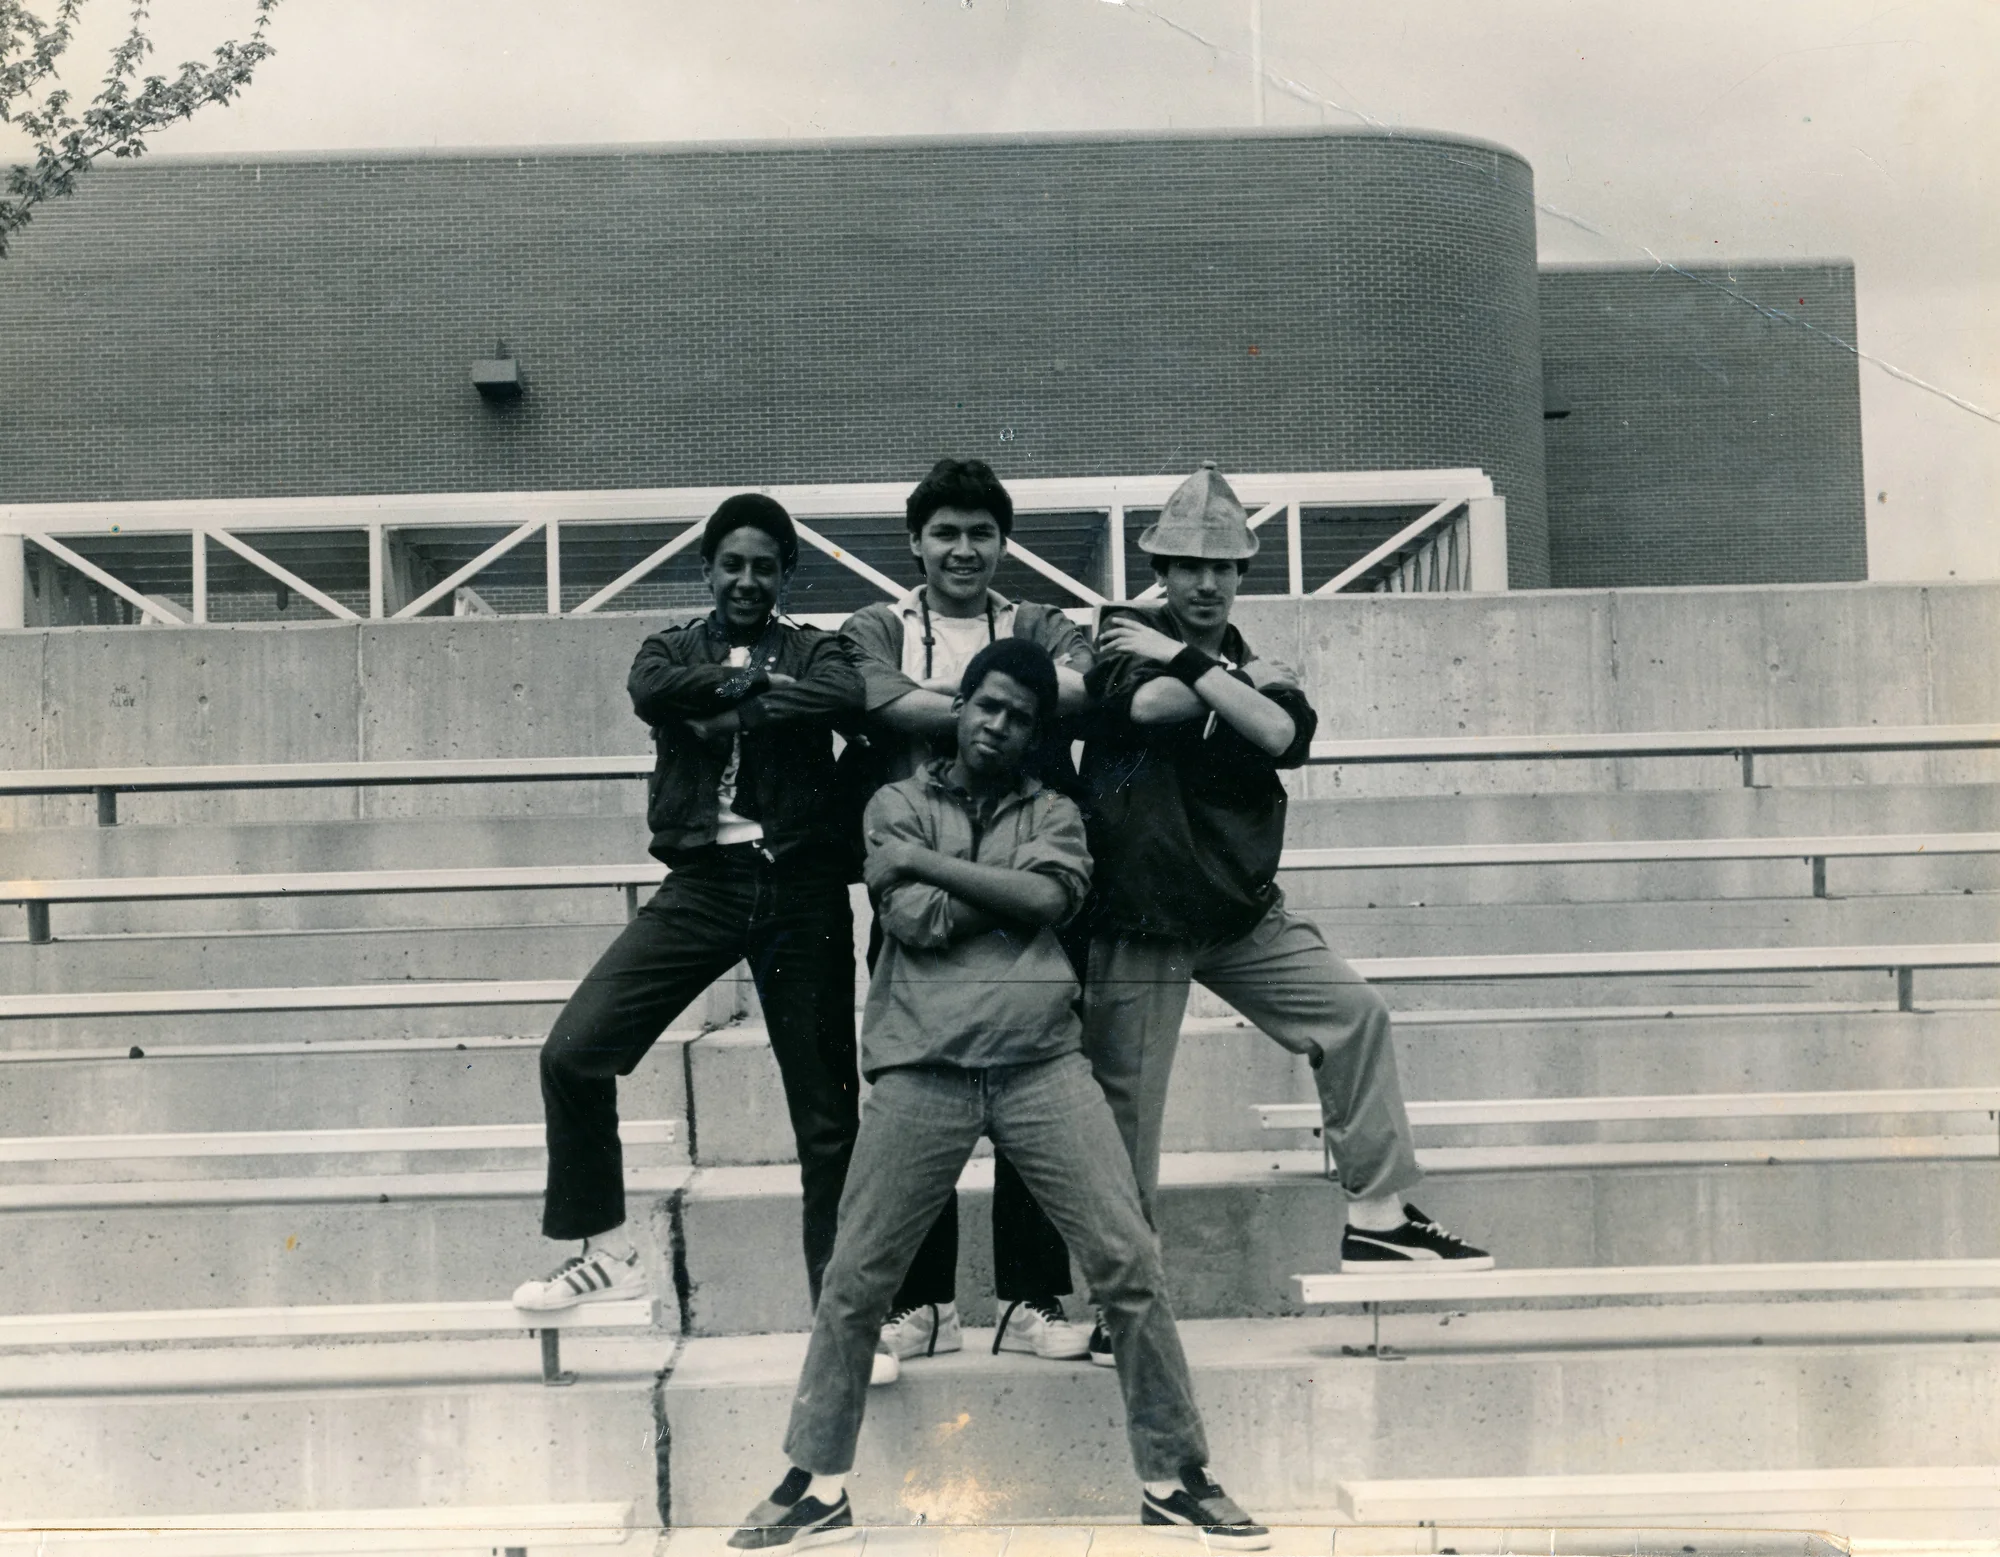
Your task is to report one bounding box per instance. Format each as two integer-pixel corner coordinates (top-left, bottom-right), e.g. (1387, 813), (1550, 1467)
(860, 761), (1092, 1081)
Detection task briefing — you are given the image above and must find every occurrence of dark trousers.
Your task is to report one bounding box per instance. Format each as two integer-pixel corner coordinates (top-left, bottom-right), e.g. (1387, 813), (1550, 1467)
(866, 921), (1074, 1307)
(539, 847), (858, 1304)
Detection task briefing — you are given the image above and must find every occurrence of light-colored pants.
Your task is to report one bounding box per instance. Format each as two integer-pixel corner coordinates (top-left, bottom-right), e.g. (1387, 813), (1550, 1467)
(782, 1053), (1210, 1482)
(1082, 895), (1424, 1216)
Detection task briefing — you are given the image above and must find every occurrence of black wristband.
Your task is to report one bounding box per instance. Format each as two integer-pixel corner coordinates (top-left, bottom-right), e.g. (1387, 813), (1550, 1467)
(1168, 646), (1218, 686)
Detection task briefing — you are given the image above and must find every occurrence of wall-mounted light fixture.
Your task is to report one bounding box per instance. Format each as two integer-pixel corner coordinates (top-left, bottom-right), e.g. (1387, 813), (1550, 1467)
(472, 342), (523, 402)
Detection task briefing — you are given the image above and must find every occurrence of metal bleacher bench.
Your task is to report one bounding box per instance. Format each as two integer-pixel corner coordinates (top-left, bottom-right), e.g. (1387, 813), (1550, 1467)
(0, 1501), (638, 1555)
(1293, 1258), (2000, 1357)
(2, 719), (1994, 823)
(3, 942), (1998, 1024)
(1330, 1466), (2000, 1527)
(1258, 1088), (2000, 1176)
(0, 1297), (654, 1385)
(7, 829), (1998, 943)
(0, 1119), (679, 1165)
(2, 863), (668, 944)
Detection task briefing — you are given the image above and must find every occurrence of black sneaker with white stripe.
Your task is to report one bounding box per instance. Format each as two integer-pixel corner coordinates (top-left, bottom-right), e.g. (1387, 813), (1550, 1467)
(1141, 1466), (1271, 1550)
(1340, 1203), (1493, 1270)
(728, 1470), (855, 1550)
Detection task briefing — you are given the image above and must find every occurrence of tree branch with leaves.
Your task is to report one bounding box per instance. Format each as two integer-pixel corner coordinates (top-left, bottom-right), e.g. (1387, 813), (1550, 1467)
(1, 0), (280, 258)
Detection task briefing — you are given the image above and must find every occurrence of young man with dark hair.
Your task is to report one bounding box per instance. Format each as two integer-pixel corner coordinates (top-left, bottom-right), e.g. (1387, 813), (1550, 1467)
(835, 457), (1095, 1372)
(513, 493), (867, 1315)
(1076, 463), (1491, 1361)
(729, 638), (1269, 1553)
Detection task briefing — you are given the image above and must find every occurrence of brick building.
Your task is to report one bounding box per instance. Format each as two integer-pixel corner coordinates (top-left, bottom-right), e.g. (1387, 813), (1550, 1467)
(0, 127), (1864, 599)
(1540, 261), (1867, 587)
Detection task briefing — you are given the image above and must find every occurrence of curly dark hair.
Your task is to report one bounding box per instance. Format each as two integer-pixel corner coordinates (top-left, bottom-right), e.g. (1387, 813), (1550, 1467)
(905, 457), (1015, 539)
(959, 637), (1058, 722)
(700, 493), (798, 570)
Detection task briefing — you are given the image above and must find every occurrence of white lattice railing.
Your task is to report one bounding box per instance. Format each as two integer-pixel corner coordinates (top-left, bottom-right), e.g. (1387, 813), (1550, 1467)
(0, 471), (1507, 628)
(1320, 496), (1478, 594)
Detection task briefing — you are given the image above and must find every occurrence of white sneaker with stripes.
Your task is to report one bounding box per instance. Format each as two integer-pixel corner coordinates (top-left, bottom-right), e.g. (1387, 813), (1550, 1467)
(511, 1248), (648, 1311)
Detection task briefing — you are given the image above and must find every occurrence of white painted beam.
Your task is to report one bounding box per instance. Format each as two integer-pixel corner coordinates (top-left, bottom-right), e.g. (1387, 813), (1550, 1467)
(1296, 1257), (2000, 1306)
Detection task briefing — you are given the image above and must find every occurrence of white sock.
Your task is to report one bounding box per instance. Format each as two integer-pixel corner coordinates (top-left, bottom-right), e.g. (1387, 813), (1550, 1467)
(1347, 1194), (1407, 1233)
(584, 1231), (636, 1262)
(1144, 1479), (1181, 1499)
(807, 1473), (846, 1503)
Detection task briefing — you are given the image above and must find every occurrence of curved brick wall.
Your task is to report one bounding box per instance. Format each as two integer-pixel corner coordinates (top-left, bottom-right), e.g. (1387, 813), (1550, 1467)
(0, 128), (1550, 585)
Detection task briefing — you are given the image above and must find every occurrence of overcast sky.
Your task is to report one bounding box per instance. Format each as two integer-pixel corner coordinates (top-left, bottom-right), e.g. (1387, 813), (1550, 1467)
(7, 0), (1995, 579)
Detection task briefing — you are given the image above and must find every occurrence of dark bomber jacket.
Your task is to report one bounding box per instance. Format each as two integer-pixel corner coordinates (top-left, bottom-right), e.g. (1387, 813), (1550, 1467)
(1079, 605), (1318, 943)
(628, 613), (864, 871)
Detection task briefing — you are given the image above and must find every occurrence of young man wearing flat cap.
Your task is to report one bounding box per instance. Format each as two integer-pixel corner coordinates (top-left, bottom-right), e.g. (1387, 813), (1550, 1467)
(1077, 463), (1491, 1359)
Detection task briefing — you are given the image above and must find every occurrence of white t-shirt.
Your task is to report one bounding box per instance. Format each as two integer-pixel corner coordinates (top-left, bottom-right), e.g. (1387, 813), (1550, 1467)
(897, 591), (1017, 685)
(894, 592), (1019, 772)
(715, 646), (765, 847)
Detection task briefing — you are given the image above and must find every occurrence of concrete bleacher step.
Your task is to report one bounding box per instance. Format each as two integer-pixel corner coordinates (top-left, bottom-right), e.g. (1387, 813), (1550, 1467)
(0, 1034), (687, 1152)
(0, 997), (576, 1051)
(0, 813), (651, 879)
(0, 1167), (687, 1320)
(1281, 779), (2000, 850)
(8, 893), (1995, 1035)
(654, 1528), (1888, 1556)
(1295, 1257), (2000, 1307)
(11, 840), (1999, 959)
(687, 1008), (2000, 1165)
(0, 1336), (663, 1524)
(672, 1151), (2000, 1335)
(0, 1502), (644, 1556)
(13, 779), (1999, 913)
(0, 979), (745, 1051)
(13, 886), (1997, 971)
(1260, 1088), (2000, 1150)
(3, 1000), (1991, 1171)
(0, 1296), (655, 1352)
(1, 921), (624, 995)
(1277, 781), (2000, 908)
(1281, 890), (2000, 946)
(1382, 1004), (2000, 1138)
(1277, 898), (2000, 1012)
(1331, 1467), (2000, 1538)
(659, 1315), (2000, 1528)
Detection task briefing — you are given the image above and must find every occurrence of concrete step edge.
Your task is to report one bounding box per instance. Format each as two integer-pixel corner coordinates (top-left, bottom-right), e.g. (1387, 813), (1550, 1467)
(0, 1332), (674, 1399)
(0, 1164), (688, 1213)
(663, 1305), (2000, 1391)
(0, 1501), (642, 1556)
(1333, 1466), (2000, 1523)
(678, 1143), (1997, 1204)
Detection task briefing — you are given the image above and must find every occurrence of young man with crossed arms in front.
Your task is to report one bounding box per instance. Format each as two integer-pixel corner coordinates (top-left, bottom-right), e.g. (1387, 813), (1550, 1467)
(729, 638), (1269, 1551)
(1076, 463), (1492, 1363)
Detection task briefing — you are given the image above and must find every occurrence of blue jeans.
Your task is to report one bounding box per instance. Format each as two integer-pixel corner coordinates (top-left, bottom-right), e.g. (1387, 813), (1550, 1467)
(781, 1052), (1211, 1482)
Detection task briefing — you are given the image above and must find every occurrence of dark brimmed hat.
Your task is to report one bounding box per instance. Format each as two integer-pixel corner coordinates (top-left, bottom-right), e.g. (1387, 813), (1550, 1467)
(1136, 461), (1258, 560)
